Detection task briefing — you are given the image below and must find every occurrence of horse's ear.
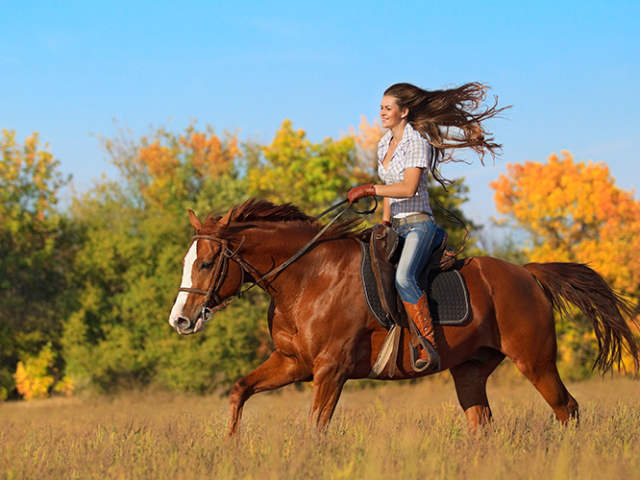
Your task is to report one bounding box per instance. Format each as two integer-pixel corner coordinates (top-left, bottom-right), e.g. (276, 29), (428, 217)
(218, 207), (235, 227)
(188, 210), (202, 231)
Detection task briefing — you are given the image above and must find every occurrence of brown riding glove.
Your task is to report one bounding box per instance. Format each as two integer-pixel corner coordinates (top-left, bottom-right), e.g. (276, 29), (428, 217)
(347, 183), (376, 204)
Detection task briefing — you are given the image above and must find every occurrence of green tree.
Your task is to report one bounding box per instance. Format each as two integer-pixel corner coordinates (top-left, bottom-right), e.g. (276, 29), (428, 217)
(246, 119), (357, 216)
(62, 122), (268, 393)
(0, 130), (75, 399)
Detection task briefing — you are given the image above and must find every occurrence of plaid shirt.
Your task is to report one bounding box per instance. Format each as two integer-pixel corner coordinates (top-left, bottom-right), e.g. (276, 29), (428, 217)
(378, 122), (433, 218)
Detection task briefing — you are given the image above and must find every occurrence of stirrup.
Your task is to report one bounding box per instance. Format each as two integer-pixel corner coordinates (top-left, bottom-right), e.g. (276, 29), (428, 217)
(409, 335), (441, 373)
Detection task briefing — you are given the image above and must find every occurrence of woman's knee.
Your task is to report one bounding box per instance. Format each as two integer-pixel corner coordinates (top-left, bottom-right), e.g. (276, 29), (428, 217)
(396, 275), (420, 304)
(395, 274), (411, 293)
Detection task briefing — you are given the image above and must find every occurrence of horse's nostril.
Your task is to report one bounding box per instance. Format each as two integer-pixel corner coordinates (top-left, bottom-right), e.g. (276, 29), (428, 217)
(176, 317), (191, 329)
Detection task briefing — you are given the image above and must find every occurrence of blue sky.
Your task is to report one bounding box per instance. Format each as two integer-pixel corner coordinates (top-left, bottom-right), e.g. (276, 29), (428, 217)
(2, 0), (639, 230)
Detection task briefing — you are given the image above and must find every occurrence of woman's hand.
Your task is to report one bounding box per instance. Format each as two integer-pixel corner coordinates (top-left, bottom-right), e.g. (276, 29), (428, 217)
(347, 183), (376, 204)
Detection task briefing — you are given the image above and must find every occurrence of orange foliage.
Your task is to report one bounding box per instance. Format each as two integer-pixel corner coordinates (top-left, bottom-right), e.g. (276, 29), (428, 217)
(13, 345), (56, 400)
(490, 151), (640, 296)
(13, 343), (74, 400)
(349, 115), (384, 184)
(132, 125), (240, 208)
(185, 132), (239, 178)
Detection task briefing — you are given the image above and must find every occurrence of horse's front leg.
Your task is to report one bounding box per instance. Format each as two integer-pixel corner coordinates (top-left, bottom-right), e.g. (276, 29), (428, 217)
(309, 354), (348, 431)
(450, 351), (505, 432)
(228, 349), (309, 436)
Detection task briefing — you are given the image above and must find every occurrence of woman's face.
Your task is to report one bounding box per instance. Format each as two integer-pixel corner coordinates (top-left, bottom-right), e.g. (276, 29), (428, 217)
(380, 95), (408, 130)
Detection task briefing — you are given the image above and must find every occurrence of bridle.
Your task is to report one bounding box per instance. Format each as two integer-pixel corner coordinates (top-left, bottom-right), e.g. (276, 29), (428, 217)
(178, 235), (251, 325)
(178, 198), (377, 327)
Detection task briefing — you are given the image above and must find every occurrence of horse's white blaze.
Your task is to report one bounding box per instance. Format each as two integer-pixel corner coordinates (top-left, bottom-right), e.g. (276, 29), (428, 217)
(169, 241), (199, 328)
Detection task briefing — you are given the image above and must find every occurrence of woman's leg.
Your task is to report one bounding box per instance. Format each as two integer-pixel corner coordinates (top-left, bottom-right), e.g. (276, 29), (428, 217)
(395, 220), (438, 303)
(395, 220), (441, 372)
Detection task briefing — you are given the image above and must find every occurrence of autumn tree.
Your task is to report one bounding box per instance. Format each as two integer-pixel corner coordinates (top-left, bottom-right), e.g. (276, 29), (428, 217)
(349, 115), (385, 185)
(100, 123), (242, 213)
(490, 151), (640, 378)
(490, 151), (640, 296)
(246, 119), (358, 216)
(0, 130), (75, 399)
(62, 122), (271, 393)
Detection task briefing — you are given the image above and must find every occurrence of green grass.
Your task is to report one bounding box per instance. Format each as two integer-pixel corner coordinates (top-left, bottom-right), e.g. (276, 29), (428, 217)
(1, 375), (639, 479)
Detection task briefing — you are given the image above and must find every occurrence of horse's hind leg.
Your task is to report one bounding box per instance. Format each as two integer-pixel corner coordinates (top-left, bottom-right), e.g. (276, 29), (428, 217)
(450, 349), (505, 432)
(227, 350), (310, 436)
(514, 358), (579, 424)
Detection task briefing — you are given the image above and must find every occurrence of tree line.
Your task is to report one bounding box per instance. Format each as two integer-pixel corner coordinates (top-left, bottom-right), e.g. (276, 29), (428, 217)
(1, 121), (638, 400)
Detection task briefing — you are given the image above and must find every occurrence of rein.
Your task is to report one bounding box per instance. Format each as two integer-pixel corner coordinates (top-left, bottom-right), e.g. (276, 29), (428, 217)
(181, 198), (377, 325)
(433, 198), (470, 258)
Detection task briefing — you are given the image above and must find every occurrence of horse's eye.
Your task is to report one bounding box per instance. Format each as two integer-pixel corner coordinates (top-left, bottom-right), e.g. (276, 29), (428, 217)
(201, 261), (213, 271)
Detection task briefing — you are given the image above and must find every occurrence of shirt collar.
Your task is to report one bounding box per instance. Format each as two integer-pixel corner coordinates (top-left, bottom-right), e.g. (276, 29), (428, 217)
(400, 122), (418, 144)
(382, 122), (417, 148)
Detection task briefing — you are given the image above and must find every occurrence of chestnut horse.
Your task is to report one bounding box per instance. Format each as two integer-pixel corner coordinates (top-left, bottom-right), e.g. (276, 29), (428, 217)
(168, 199), (639, 435)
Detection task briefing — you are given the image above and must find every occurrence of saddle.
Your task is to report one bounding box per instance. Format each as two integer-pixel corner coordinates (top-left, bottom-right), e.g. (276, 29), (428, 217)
(361, 224), (468, 328)
(360, 223), (471, 377)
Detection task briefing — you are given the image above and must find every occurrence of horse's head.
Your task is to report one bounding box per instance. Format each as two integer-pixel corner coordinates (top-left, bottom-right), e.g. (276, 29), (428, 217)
(168, 208), (245, 335)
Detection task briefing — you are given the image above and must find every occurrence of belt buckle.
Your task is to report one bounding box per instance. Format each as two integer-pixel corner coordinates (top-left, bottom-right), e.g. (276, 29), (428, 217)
(393, 214), (430, 229)
(392, 217), (406, 229)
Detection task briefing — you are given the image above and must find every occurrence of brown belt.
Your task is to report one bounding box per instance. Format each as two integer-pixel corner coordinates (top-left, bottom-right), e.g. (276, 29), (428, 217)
(391, 213), (434, 229)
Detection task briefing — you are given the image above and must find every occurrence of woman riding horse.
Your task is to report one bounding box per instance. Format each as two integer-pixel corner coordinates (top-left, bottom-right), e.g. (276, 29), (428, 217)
(168, 85), (638, 436)
(348, 82), (508, 372)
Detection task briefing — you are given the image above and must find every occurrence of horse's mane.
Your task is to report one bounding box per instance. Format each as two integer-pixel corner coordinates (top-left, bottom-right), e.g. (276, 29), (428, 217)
(233, 198), (318, 224)
(204, 198), (364, 240)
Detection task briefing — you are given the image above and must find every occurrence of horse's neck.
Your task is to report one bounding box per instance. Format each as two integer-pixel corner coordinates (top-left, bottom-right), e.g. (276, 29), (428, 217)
(241, 224), (358, 297)
(241, 225), (312, 268)
(244, 223), (314, 257)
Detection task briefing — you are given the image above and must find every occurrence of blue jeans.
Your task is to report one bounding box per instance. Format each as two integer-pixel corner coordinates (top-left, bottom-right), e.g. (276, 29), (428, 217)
(395, 219), (445, 304)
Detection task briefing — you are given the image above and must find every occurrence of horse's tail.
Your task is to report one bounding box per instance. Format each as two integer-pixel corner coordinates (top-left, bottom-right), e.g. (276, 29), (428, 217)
(524, 262), (640, 376)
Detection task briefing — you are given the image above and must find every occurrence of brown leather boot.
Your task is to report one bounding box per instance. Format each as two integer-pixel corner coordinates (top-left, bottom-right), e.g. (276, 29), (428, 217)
(403, 293), (441, 372)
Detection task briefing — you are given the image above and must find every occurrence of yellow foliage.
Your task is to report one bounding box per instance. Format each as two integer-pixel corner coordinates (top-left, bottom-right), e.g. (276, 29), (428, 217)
(490, 151), (640, 297)
(14, 351), (54, 400)
(54, 376), (75, 397)
(246, 119), (357, 214)
(1, 130), (63, 225)
(13, 344), (72, 400)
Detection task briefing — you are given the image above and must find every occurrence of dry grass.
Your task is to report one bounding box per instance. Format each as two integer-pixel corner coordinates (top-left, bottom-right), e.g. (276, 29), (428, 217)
(1, 374), (640, 479)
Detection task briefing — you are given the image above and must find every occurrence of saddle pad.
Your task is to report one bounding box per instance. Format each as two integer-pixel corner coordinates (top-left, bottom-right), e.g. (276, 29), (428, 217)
(420, 269), (471, 325)
(360, 241), (393, 329)
(359, 241), (470, 328)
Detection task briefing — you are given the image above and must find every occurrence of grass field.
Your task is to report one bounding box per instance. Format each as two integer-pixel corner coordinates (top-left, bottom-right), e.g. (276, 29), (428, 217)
(1, 373), (639, 480)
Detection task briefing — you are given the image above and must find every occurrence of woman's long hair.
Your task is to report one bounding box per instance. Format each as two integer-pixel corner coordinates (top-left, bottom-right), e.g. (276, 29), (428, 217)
(385, 82), (510, 187)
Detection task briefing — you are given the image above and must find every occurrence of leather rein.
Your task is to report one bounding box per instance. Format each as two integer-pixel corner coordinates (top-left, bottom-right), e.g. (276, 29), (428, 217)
(178, 199), (377, 325)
